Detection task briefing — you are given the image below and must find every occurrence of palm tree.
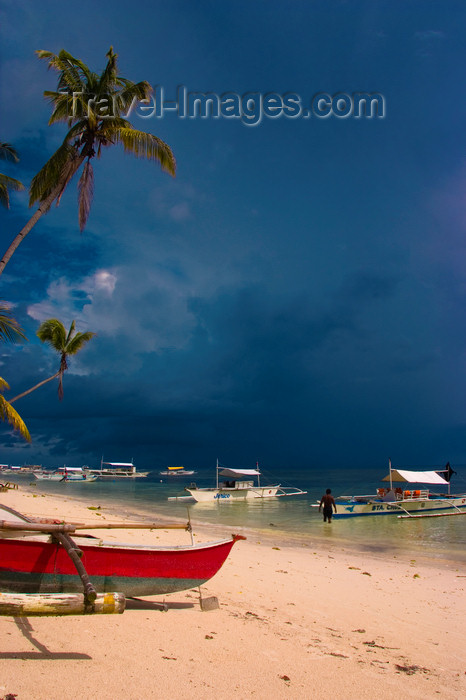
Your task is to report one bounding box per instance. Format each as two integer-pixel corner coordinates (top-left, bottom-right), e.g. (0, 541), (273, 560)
(0, 142), (24, 209)
(9, 319), (95, 403)
(0, 47), (176, 276)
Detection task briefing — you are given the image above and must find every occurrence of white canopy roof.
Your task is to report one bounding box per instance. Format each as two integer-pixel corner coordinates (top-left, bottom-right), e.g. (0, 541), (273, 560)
(382, 469), (448, 485)
(103, 462), (133, 467)
(219, 468), (260, 478)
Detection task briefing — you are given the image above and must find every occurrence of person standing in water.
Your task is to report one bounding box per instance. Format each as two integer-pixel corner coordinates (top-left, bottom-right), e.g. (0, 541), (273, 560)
(319, 488), (337, 522)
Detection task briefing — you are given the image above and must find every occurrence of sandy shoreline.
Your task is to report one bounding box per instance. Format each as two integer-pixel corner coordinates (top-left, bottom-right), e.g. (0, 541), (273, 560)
(0, 487), (465, 699)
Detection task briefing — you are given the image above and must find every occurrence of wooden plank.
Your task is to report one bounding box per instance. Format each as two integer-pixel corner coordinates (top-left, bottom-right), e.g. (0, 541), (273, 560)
(0, 591), (126, 616)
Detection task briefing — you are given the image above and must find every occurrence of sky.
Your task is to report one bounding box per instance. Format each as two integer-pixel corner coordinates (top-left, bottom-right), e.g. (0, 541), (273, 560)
(1, 0), (466, 472)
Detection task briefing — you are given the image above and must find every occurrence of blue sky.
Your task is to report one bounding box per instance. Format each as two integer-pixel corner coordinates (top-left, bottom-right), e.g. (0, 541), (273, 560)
(1, 1), (465, 471)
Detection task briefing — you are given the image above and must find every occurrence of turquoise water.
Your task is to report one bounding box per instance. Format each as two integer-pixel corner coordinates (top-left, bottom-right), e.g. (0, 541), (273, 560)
(7, 466), (466, 566)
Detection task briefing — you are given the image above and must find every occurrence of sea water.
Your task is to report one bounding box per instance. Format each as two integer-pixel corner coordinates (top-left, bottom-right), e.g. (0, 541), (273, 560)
(10, 465), (466, 566)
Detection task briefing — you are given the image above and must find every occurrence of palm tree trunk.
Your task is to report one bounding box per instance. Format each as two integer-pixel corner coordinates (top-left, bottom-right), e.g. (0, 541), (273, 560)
(0, 190), (58, 276)
(9, 371), (60, 404)
(0, 153), (86, 277)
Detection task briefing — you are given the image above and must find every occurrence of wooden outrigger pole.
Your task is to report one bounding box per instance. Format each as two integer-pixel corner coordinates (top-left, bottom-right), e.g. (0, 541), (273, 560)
(398, 509), (466, 519)
(0, 591), (125, 616)
(0, 520), (191, 533)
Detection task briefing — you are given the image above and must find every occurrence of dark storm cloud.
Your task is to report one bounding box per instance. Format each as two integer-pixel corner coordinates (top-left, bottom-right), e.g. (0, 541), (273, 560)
(2, 1), (466, 469)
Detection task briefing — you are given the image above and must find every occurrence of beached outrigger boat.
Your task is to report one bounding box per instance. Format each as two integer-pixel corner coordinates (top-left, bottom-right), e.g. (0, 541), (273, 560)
(85, 459), (149, 479)
(0, 504), (244, 597)
(183, 460), (307, 503)
(332, 462), (466, 518)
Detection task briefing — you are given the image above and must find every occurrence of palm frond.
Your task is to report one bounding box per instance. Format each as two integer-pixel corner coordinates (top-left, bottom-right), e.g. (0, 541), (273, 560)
(65, 320), (76, 344)
(78, 159), (94, 231)
(0, 174), (24, 209)
(97, 47), (119, 93)
(0, 388), (31, 442)
(55, 152), (86, 207)
(36, 50), (84, 95)
(97, 117), (133, 133)
(29, 142), (76, 205)
(36, 49), (92, 94)
(65, 330), (96, 355)
(44, 90), (76, 125)
(0, 302), (27, 343)
(36, 318), (67, 349)
(113, 81), (152, 117)
(113, 128), (176, 175)
(0, 185), (9, 208)
(0, 143), (20, 162)
(0, 174), (24, 191)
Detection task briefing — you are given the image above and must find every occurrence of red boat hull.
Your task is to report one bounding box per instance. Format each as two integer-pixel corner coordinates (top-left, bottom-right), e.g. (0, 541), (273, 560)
(0, 535), (244, 597)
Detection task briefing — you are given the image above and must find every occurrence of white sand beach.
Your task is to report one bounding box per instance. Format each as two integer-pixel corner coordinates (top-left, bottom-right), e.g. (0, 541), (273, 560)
(0, 487), (465, 699)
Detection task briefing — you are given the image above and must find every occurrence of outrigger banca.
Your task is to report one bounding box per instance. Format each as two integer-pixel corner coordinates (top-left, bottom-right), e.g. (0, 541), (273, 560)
(329, 461), (466, 519)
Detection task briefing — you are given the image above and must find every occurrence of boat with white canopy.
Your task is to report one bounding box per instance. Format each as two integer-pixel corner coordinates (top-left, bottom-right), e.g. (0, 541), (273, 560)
(331, 461), (466, 518)
(85, 459), (149, 479)
(184, 460), (307, 502)
(34, 467), (98, 482)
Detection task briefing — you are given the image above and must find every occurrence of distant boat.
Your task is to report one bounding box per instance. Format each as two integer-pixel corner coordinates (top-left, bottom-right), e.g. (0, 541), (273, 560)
(85, 459), (149, 479)
(34, 467), (98, 482)
(183, 460), (307, 502)
(160, 466), (196, 476)
(1, 464), (42, 474)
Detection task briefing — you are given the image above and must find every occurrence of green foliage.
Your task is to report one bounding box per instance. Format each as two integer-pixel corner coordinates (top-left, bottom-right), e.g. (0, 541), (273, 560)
(0, 142), (24, 209)
(0, 301), (27, 343)
(0, 143), (20, 163)
(37, 318), (96, 399)
(29, 47), (176, 230)
(0, 378), (31, 441)
(0, 303), (29, 441)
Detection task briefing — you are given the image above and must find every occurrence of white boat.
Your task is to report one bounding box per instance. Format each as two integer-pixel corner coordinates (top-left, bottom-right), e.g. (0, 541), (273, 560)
(183, 460), (307, 502)
(332, 461), (466, 518)
(160, 466), (196, 476)
(85, 459), (149, 479)
(34, 467), (98, 482)
(2, 464), (42, 475)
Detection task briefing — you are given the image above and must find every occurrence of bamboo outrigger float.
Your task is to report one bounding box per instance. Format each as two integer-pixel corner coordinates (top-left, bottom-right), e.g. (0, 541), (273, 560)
(0, 591), (126, 616)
